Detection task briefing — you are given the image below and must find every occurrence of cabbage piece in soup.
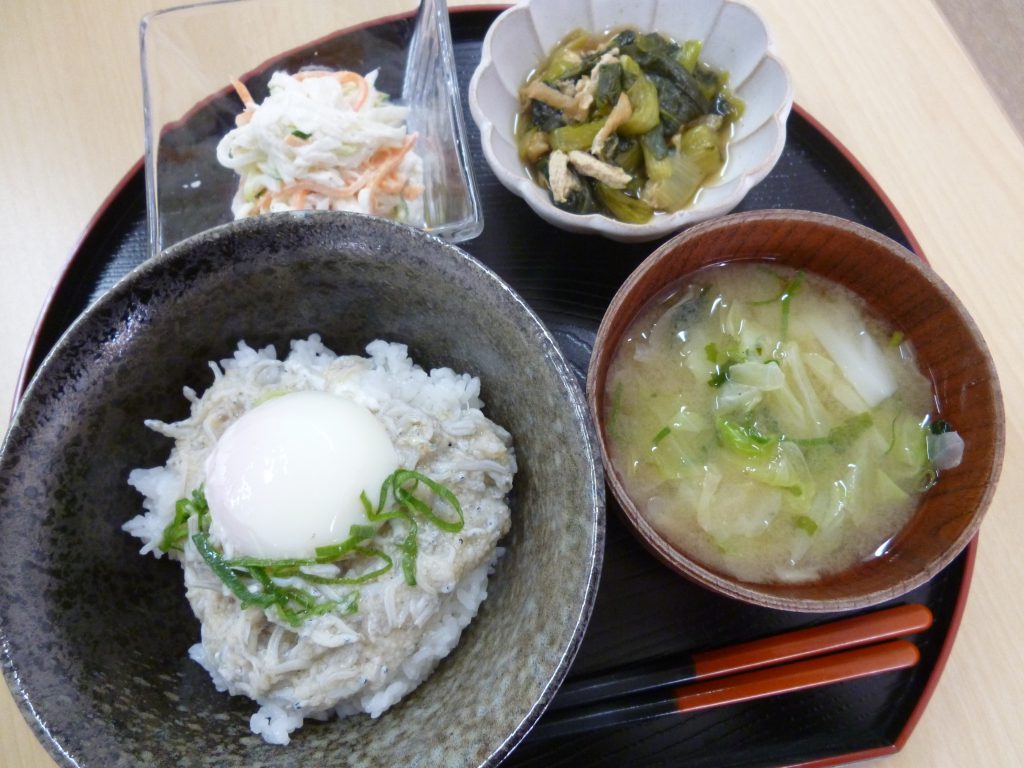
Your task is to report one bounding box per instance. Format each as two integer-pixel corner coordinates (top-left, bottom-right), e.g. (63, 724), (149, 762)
(604, 262), (959, 584)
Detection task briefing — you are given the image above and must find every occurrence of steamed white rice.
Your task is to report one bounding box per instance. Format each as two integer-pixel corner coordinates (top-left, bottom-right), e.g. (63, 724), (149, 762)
(124, 336), (516, 744)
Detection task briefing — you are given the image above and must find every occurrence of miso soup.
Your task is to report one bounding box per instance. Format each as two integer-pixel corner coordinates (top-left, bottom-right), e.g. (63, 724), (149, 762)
(604, 261), (958, 583)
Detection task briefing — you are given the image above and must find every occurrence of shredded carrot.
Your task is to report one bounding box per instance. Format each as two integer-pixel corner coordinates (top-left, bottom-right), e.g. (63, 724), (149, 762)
(379, 176), (406, 194)
(340, 169), (363, 186)
(276, 132), (414, 212)
(293, 69), (368, 110)
(293, 70), (332, 80)
(366, 134), (417, 213)
(279, 179), (364, 200)
(231, 78), (256, 108)
(335, 71), (369, 110)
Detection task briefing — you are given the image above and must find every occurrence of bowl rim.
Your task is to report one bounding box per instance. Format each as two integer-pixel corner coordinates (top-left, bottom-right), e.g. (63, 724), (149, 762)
(468, 0), (795, 242)
(0, 210), (606, 767)
(586, 208), (1005, 612)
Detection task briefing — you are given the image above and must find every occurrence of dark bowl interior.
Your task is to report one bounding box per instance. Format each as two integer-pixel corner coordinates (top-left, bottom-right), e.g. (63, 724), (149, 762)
(587, 209), (1003, 612)
(0, 212), (604, 767)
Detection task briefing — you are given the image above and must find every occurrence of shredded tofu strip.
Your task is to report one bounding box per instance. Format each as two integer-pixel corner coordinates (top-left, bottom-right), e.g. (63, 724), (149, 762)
(568, 150), (632, 189)
(548, 150), (578, 203)
(521, 79), (589, 122)
(591, 92), (633, 154)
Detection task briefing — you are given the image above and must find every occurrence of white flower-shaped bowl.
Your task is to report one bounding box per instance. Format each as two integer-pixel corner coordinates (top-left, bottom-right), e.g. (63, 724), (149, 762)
(468, 0), (794, 242)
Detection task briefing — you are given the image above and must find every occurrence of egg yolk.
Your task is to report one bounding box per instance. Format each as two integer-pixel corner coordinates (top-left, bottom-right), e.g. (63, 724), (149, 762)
(203, 391), (399, 559)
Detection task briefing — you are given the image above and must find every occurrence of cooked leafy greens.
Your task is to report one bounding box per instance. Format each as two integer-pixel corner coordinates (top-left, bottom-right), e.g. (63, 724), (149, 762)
(162, 469), (463, 626)
(517, 27), (744, 222)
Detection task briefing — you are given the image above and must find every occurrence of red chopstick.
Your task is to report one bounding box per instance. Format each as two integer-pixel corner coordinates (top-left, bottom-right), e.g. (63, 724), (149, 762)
(549, 603), (932, 711)
(531, 604), (931, 741)
(674, 638), (920, 713)
(532, 640), (920, 740)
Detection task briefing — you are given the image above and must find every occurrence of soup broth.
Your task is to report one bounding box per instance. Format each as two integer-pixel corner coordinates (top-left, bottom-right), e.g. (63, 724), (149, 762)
(604, 261), (944, 583)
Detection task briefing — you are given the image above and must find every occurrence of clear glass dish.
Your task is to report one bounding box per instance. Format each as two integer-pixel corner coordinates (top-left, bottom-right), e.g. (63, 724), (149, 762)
(141, 0), (482, 256)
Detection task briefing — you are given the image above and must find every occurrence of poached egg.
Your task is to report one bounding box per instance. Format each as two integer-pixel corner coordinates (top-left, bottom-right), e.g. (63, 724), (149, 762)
(203, 390), (398, 559)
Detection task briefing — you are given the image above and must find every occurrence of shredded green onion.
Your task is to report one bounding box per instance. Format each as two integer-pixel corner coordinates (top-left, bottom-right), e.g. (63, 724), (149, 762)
(778, 272), (804, 340)
(165, 468), (464, 624)
(192, 532), (275, 609)
(794, 515), (818, 535)
(358, 469), (464, 584)
(792, 412), (873, 451)
(752, 269), (804, 340)
(391, 469), (463, 532)
(704, 340), (746, 388)
(193, 532), (361, 627)
(715, 417), (776, 457)
(159, 487), (209, 552)
(298, 548), (393, 585)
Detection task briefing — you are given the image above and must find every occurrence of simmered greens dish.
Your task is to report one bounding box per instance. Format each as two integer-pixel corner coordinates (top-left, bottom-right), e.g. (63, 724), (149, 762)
(604, 263), (964, 584)
(517, 28), (744, 223)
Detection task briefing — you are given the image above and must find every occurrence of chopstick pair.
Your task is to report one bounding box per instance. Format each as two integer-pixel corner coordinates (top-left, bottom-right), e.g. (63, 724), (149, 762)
(532, 603), (932, 741)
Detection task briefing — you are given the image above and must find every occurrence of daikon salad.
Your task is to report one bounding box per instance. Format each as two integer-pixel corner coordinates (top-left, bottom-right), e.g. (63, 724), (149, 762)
(216, 69), (424, 224)
(604, 262), (963, 583)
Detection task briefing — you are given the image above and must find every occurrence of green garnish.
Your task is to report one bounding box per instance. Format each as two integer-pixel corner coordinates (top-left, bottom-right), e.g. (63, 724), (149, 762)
(193, 532), (274, 607)
(357, 469), (463, 583)
(159, 487), (209, 552)
(752, 270), (804, 340)
(192, 529), (363, 626)
(705, 340), (745, 388)
(792, 412), (873, 452)
(162, 469), (464, 625)
(794, 515), (818, 535)
(715, 417), (776, 457)
(288, 548), (393, 586)
(705, 342), (727, 387)
(778, 272), (804, 340)
(291, 129), (312, 140)
(652, 425), (672, 446)
(392, 469), (464, 533)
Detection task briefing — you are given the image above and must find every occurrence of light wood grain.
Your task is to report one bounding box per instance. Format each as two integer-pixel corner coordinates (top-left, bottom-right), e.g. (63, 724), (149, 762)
(1, 1), (1022, 766)
(934, 0), (1024, 140)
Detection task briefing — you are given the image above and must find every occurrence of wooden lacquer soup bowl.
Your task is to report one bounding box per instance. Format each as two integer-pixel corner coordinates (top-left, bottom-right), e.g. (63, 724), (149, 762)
(588, 209), (1004, 612)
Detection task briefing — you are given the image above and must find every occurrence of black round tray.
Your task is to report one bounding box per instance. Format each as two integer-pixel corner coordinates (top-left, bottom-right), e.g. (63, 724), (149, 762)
(21, 10), (971, 768)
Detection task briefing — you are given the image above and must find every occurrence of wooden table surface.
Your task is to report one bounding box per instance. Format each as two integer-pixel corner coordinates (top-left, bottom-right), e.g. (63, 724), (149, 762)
(1, 1), (1021, 765)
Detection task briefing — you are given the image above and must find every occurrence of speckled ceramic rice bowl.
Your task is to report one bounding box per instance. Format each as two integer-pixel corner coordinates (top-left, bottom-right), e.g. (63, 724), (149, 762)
(0, 212), (604, 767)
